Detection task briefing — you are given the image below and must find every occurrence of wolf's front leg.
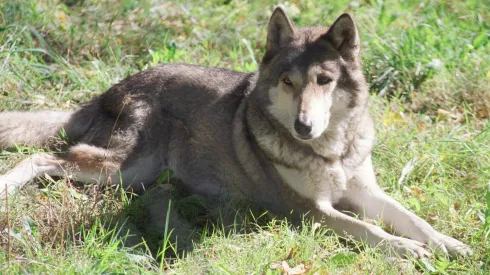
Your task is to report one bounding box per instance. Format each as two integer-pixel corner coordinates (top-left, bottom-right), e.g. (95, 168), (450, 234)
(313, 201), (430, 258)
(344, 157), (472, 258)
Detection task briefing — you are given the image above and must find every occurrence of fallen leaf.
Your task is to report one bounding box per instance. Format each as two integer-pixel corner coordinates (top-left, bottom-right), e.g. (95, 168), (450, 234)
(411, 187), (423, 195)
(38, 195), (49, 201)
(270, 261), (282, 270)
(55, 11), (68, 21)
(470, 184), (480, 190)
(282, 261), (307, 275)
(454, 201), (461, 210)
(416, 120), (426, 132)
(271, 261), (308, 275)
(477, 108), (489, 119)
(429, 215), (439, 221)
(437, 109), (459, 120)
(286, 248), (296, 260)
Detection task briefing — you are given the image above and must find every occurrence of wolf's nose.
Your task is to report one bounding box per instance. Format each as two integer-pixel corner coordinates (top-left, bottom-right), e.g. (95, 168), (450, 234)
(294, 115), (312, 137)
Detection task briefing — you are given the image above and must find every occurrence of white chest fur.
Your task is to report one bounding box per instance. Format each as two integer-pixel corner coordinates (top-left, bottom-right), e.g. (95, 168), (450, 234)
(274, 161), (348, 204)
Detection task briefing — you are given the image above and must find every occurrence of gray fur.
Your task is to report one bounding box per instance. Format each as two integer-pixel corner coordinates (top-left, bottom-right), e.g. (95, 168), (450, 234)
(0, 7), (471, 258)
(0, 111), (72, 148)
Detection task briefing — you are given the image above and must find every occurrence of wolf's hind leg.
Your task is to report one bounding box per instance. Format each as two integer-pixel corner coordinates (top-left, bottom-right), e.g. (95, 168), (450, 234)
(59, 144), (122, 185)
(0, 153), (64, 194)
(0, 144), (122, 195)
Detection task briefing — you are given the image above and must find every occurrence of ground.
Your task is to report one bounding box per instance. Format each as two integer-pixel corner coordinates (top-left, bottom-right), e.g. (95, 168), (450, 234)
(0, 0), (489, 274)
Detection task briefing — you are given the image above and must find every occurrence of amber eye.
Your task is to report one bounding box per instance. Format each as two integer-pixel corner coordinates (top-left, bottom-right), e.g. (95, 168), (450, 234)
(283, 77), (293, 86)
(317, 76), (332, 85)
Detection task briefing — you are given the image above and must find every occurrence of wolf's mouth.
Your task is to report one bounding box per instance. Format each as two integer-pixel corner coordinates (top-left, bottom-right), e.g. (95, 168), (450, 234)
(293, 133), (314, 141)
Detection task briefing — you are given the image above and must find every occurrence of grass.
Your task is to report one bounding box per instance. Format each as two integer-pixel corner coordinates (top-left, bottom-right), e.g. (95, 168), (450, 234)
(0, 0), (489, 273)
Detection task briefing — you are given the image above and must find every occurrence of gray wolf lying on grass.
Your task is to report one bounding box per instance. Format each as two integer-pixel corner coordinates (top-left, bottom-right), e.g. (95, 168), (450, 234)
(0, 7), (471, 258)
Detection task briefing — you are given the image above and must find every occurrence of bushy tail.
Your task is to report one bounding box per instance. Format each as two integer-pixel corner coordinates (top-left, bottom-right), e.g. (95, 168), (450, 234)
(0, 111), (74, 148)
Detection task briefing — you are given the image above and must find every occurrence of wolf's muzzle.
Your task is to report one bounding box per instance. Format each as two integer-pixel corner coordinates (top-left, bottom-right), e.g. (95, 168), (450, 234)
(294, 115), (313, 139)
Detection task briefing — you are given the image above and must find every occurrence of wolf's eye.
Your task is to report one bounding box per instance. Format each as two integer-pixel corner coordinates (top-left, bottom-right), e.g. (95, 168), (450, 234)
(283, 77), (293, 86)
(317, 76), (332, 85)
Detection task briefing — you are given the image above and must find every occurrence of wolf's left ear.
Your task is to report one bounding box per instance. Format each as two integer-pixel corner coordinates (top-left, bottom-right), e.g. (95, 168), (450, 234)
(322, 13), (360, 60)
(264, 7), (296, 61)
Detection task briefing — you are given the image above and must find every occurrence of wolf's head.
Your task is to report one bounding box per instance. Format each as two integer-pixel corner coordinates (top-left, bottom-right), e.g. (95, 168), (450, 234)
(257, 7), (368, 141)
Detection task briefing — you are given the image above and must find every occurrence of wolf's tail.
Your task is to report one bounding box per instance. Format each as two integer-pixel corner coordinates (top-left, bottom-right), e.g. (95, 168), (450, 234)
(0, 111), (74, 148)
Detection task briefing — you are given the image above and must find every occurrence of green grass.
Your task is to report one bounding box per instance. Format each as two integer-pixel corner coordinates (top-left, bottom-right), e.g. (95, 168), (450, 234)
(1, 0), (489, 274)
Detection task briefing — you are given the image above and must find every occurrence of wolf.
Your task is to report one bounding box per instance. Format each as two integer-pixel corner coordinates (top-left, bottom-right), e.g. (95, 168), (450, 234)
(0, 7), (471, 258)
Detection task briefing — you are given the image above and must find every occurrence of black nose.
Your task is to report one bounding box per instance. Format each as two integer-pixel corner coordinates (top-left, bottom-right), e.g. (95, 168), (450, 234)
(294, 116), (312, 137)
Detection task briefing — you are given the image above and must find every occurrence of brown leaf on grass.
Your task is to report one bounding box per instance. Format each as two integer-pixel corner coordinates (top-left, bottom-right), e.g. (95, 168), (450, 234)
(205, 246), (217, 262)
(436, 109), (460, 120)
(454, 201), (461, 211)
(282, 261), (307, 275)
(270, 261), (310, 275)
(477, 108), (489, 119)
(286, 247), (296, 260)
(411, 187), (424, 195)
(470, 184), (480, 190)
(55, 11), (68, 21)
(270, 261), (282, 270)
(429, 215), (439, 221)
(416, 120), (427, 132)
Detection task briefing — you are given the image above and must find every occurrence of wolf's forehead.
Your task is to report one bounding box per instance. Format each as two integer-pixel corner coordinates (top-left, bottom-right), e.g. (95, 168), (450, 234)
(313, 60), (340, 76)
(288, 42), (341, 72)
(297, 26), (330, 42)
(290, 59), (340, 80)
(268, 37), (342, 78)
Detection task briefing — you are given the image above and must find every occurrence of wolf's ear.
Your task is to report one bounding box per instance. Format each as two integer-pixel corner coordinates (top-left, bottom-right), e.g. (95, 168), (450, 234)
(264, 7), (296, 61)
(322, 13), (360, 60)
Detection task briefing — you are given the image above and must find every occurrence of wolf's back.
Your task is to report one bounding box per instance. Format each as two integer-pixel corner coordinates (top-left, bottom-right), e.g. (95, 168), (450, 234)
(0, 111), (73, 148)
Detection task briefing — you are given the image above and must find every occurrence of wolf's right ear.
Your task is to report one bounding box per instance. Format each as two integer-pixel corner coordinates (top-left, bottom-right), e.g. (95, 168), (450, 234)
(263, 7), (296, 62)
(322, 13), (360, 60)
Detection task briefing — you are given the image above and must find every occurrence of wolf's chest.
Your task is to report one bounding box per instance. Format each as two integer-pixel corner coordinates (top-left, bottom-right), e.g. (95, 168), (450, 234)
(273, 162), (348, 204)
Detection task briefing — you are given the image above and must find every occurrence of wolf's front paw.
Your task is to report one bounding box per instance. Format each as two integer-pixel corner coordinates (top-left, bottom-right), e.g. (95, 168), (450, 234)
(428, 232), (472, 258)
(386, 236), (431, 259)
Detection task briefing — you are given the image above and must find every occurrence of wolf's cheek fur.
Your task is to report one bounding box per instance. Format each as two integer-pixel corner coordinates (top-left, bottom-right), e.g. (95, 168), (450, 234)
(329, 88), (353, 124)
(267, 86), (298, 133)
